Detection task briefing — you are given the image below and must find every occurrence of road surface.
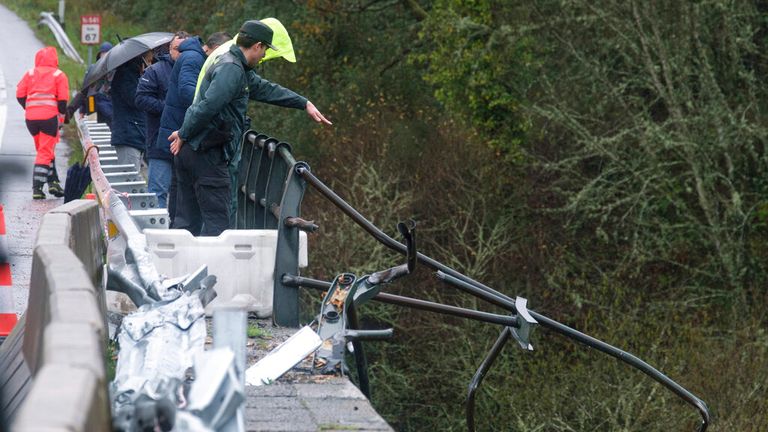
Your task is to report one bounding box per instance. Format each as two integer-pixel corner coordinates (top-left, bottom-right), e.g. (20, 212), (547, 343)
(0, 3), (72, 316)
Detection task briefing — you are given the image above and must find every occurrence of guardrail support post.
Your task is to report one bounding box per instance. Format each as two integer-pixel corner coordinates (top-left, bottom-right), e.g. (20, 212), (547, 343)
(272, 162), (309, 327)
(213, 303), (248, 389)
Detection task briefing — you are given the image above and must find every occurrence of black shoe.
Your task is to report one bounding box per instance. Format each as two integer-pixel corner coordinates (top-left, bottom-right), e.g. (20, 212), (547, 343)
(33, 188), (46, 199)
(48, 181), (64, 197)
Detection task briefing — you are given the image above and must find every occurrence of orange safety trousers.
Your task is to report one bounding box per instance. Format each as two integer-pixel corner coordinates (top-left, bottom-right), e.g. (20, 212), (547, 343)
(25, 117), (59, 165)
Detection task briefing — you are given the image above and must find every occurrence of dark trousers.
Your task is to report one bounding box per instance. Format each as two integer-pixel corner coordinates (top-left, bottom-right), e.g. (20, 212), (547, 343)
(168, 159), (177, 226)
(173, 144), (231, 237)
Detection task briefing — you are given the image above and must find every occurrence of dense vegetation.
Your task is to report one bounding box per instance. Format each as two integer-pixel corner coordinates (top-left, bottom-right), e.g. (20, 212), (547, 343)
(7, 1), (767, 430)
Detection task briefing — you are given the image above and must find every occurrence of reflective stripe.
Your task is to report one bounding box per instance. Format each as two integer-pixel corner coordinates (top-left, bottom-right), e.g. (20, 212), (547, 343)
(34, 166), (50, 174)
(29, 92), (56, 99)
(26, 100), (57, 107)
(53, 70), (62, 77)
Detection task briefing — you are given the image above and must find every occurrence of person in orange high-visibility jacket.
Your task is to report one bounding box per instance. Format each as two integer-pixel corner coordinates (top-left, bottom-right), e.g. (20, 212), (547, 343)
(16, 46), (69, 199)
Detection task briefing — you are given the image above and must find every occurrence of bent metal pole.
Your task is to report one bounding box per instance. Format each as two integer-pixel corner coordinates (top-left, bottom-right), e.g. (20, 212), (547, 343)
(75, 118), (165, 300)
(293, 164), (710, 432)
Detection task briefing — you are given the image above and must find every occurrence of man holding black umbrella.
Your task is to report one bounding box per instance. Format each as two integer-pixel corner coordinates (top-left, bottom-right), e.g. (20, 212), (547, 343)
(76, 32), (174, 172)
(110, 51), (150, 172)
(169, 20), (331, 237)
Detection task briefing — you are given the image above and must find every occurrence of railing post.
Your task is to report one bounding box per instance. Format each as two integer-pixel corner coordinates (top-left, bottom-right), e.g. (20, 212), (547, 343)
(241, 132), (270, 229)
(213, 303), (248, 389)
(272, 161), (309, 327)
(263, 142), (293, 229)
(236, 132), (257, 229)
(253, 138), (279, 229)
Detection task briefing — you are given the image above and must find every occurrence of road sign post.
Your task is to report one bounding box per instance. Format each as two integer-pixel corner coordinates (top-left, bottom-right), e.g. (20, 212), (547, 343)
(80, 14), (100, 66)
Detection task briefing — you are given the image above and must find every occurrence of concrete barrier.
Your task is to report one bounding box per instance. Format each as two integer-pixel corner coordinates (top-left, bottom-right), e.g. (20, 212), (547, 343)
(0, 200), (110, 430)
(23, 245), (104, 375)
(0, 316), (31, 424)
(12, 364), (109, 432)
(47, 200), (104, 286)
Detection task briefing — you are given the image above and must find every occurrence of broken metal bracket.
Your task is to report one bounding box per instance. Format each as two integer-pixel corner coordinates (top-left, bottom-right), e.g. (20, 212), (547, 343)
(510, 297), (537, 351)
(186, 349), (245, 431)
(313, 273), (356, 375)
(284, 216), (319, 232)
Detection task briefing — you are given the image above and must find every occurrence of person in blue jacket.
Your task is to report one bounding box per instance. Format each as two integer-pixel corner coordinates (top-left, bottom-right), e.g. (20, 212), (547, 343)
(136, 32), (188, 207)
(110, 53), (150, 172)
(157, 35), (206, 224)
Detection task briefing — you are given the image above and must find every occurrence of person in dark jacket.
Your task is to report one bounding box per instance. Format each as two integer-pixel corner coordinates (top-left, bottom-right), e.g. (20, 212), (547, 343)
(90, 42), (114, 126)
(156, 36), (206, 159)
(157, 35), (206, 224)
(136, 33), (187, 208)
(67, 43), (114, 127)
(110, 53), (150, 172)
(169, 20), (331, 237)
(95, 42), (114, 118)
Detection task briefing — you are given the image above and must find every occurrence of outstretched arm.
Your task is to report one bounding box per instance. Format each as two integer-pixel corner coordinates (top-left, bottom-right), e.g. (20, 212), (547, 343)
(248, 73), (332, 125)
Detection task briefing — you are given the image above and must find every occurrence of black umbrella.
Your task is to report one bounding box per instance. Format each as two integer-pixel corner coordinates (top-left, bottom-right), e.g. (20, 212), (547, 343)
(82, 32), (173, 89)
(64, 146), (98, 203)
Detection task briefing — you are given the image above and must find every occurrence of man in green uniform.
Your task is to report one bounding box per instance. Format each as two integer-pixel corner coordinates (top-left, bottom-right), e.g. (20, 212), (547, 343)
(194, 18), (298, 228)
(169, 20), (331, 236)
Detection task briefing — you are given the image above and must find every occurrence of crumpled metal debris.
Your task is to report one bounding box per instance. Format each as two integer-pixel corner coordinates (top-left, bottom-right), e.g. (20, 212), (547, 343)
(111, 269), (218, 432)
(184, 348), (245, 431)
(245, 326), (322, 386)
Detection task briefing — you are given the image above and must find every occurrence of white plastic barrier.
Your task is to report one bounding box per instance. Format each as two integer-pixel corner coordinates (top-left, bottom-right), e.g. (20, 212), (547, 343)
(144, 229), (308, 317)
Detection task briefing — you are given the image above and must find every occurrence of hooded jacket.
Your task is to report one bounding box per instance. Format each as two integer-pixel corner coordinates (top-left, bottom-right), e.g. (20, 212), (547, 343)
(178, 44), (306, 164)
(156, 37), (206, 156)
(136, 54), (174, 160)
(110, 57), (146, 150)
(16, 46), (69, 121)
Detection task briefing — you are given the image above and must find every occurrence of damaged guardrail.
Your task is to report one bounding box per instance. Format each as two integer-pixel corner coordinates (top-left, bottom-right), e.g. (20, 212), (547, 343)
(38, 12), (83, 64)
(243, 129), (711, 432)
(75, 116), (251, 432)
(76, 115), (710, 430)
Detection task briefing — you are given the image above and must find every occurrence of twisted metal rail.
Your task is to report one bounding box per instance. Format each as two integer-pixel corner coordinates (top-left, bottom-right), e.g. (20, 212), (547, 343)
(292, 164), (710, 431)
(234, 126), (710, 431)
(74, 118), (166, 301)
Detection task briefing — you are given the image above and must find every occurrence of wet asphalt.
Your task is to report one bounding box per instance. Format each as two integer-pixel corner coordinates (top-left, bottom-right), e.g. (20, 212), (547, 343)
(0, 3), (72, 316)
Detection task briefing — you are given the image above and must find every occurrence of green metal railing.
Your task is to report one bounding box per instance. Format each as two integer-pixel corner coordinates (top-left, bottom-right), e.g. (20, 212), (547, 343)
(236, 131), (317, 327)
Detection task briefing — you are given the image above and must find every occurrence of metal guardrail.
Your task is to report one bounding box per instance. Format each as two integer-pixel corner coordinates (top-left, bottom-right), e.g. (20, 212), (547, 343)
(75, 119), (167, 303)
(69, 119), (710, 430)
(237, 131), (316, 327)
(241, 130), (711, 431)
(38, 12), (83, 64)
(74, 116), (245, 432)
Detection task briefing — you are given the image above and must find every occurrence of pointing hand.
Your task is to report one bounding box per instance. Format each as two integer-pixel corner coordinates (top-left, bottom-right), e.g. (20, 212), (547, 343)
(306, 101), (332, 125)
